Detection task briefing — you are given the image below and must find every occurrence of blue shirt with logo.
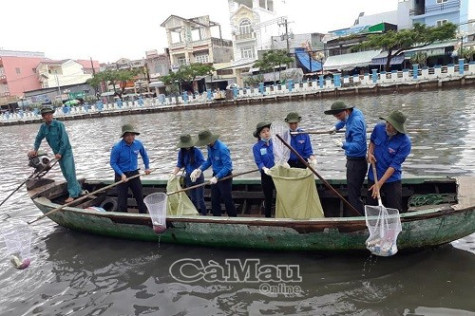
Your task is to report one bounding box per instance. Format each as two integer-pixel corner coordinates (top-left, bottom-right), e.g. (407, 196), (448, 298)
(110, 139), (150, 176)
(289, 128), (313, 161)
(252, 139), (274, 170)
(200, 139), (232, 179)
(368, 123), (411, 183)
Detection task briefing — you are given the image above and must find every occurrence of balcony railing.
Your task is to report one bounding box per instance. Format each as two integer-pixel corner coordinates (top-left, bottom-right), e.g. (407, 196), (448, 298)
(235, 32), (256, 41)
(410, 0), (460, 16)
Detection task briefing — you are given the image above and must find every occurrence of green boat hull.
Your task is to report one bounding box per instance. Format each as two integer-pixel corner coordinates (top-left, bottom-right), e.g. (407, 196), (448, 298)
(29, 176), (475, 253)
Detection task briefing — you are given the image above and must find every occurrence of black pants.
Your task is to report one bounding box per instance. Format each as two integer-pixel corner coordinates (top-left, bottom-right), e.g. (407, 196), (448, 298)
(115, 171), (147, 214)
(261, 171), (275, 217)
(288, 160), (307, 169)
(211, 176), (237, 217)
(366, 180), (403, 213)
(346, 158), (368, 215)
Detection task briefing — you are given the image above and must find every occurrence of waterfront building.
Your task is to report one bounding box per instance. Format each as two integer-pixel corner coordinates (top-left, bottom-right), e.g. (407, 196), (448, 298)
(0, 50), (45, 106)
(160, 15), (233, 70)
(227, 0), (288, 86)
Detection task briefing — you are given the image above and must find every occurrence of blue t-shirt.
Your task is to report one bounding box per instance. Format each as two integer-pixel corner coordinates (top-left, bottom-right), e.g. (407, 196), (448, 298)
(110, 139), (150, 176)
(335, 108), (367, 158)
(200, 140), (233, 179)
(252, 139), (274, 170)
(289, 128), (313, 161)
(176, 147), (205, 175)
(368, 123), (411, 183)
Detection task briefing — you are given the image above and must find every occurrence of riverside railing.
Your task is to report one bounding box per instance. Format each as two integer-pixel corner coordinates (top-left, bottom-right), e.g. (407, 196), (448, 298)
(2, 60), (474, 124)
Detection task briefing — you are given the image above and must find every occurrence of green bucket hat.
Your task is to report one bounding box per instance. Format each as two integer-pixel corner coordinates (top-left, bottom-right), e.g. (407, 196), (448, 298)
(195, 130), (220, 146)
(176, 134), (195, 148)
(324, 101), (354, 115)
(284, 112), (301, 123)
(121, 124), (140, 137)
(253, 121), (272, 138)
(380, 110), (407, 134)
(40, 106), (55, 115)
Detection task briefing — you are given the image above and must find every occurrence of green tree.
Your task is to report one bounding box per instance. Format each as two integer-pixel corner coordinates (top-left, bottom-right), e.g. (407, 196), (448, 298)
(253, 49), (294, 83)
(86, 68), (142, 99)
(353, 22), (457, 71)
(161, 64), (215, 94)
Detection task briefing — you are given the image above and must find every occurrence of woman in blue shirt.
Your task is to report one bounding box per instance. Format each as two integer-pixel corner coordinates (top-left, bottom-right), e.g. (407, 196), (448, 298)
(252, 122), (275, 218)
(367, 110), (412, 212)
(171, 134), (207, 215)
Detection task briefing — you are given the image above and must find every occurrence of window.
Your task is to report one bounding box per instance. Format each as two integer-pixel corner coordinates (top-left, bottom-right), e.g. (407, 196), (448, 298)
(436, 19), (448, 27)
(436, 0), (448, 3)
(241, 46), (255, 59)
(177, 57), (187, 65)
(239, 19), (252, 34)
(15, 67), (21, 75)
(195, 54), (209, 64)
(217, 69), (233, 76)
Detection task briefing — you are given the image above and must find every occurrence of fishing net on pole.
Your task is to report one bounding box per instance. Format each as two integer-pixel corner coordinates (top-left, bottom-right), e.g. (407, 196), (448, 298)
(270, 120), (290, 166)
(165, 177), (199, 216)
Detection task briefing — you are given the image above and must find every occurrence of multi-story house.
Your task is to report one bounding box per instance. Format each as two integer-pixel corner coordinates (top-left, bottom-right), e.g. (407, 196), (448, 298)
(408, 0), (468, 27)
(0, 50), (45, 105)
(228, 0), (288, 85)
(36, 60), (93, 90)
(160, 15), (233, 70)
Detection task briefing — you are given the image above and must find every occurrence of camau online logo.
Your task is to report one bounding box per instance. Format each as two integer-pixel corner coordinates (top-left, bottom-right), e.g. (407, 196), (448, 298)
(169, 258), (302, 295)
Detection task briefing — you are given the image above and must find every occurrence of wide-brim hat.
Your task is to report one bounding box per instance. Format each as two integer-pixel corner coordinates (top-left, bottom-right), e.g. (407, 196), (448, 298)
(253, 121), (272, 138)
(284, 112), (301, 123)
(380, 110), (407, 134)
(195, 129), (220, 146)
(176, 134), (194, 148)
(40, 106), (55, 115)
(121, 124), (140, 137)
(324, 101), (354, 115)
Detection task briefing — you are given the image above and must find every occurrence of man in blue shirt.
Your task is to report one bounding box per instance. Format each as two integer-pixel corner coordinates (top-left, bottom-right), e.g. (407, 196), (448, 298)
(110, 124), (151, 213)
(285, 112), (317, 169)
(325, 101), (367, 215)
(252, 122), (275, 217)
(29, 106), (82, 203)
(190, 130), (236, 217)
(367, 110), (411, 212)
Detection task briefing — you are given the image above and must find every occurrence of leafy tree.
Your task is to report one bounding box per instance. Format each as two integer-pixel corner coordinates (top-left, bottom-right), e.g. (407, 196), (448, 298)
(461, 47), (475, 62)
(410, 52), (428, 67)
(87, 68), (143, 99)
(353, 22), (457, 71)
(161, 64), (215, 94)
(253, 49), (294, 83)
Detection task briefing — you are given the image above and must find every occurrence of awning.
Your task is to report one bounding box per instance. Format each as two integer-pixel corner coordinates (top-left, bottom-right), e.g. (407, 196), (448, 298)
(295, 48), (322, 72)
(403, 40), (457, 57)
(323, 50), (381, 71)
(149, 81), (164, 88)
(100, 91), (115, 97)
(370, 52), (405, 66)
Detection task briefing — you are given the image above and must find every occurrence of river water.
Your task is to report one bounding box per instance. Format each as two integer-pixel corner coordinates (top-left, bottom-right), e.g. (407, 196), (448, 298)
(0, 88), (474, 315)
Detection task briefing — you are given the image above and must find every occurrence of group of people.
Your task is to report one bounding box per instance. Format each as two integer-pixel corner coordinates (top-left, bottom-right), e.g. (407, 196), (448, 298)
(28, 101), (411, 217)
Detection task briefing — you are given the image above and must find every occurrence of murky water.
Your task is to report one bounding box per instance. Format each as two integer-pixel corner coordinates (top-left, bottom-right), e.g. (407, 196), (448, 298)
(0, 88), (474, 315)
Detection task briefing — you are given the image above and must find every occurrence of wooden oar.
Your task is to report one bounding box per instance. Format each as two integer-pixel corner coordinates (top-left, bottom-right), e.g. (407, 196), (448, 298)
(275, 134), (361, 216)
(28, 169), (156, 225)
(167, 169), (259, 196)
(291, 128), (429, 135)
(0, 159), (58, 208)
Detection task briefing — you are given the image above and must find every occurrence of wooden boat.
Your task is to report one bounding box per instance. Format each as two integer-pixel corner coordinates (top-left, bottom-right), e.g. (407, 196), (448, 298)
(26, 175), (475, 253)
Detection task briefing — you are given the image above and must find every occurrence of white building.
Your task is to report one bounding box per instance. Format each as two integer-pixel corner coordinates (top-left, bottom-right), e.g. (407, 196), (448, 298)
(227, 0), (288, 86)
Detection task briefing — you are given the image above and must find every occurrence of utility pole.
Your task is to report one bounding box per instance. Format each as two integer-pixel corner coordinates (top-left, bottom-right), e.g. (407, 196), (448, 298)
(284, 18), (290, 55)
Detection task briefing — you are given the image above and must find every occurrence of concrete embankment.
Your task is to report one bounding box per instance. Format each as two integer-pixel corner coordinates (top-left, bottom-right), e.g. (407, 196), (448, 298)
(1, 74), (474, 127)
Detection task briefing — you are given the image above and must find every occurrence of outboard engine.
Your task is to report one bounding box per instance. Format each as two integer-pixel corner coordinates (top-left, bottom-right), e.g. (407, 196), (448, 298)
(28, 153), (51, 173)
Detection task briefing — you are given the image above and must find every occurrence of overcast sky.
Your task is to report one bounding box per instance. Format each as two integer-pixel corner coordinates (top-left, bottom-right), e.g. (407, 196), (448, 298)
(1, 0), (473, 63)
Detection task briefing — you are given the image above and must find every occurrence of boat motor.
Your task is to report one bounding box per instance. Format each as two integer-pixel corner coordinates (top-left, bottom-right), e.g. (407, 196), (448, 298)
(28, 152), (52, 173)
